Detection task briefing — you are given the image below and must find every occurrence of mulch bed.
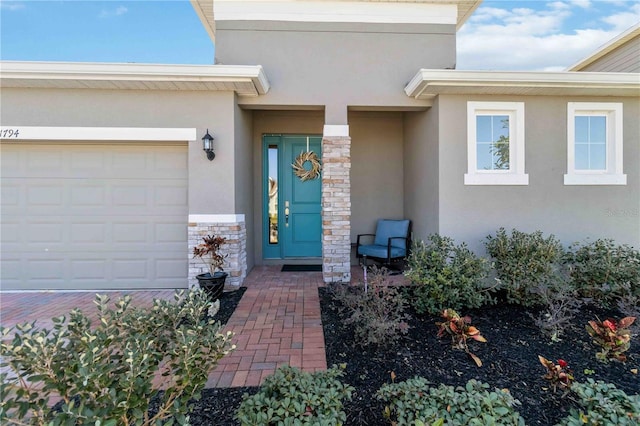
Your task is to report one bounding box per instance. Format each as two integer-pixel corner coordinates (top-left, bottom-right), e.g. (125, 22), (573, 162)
(194, 285), (639, 425)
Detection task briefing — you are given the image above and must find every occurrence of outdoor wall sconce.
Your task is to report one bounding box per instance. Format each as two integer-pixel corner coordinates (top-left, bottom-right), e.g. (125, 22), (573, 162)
(202, 129), (215, 161)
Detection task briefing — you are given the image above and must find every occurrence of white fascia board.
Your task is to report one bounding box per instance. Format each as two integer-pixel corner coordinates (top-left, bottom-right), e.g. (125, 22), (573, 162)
(0, 126), (197, 141)
(567, 23), (640, 71)
(214, 1), (457, 25)
(405, 69), (640, 98)
(0, 61), (270, 95)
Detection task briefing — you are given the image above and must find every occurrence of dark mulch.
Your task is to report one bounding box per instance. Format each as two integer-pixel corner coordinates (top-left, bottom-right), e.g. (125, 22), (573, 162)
(190, 286), (639, 425)
(212, 287), (247, 325)
(320, 287), (640, 426)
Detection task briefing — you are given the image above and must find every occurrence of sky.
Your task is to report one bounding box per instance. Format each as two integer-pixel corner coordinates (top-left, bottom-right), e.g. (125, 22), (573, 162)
(1, 0), (639, 71)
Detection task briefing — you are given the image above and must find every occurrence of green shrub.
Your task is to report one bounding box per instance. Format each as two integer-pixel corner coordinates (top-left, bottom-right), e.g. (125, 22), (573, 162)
(331, 266), (409, 347)
(486, 228), (565, 306)
(377, 377), (525, 426)
(405, 234), (492, 315)
(556, 379), (640, 425)
(567, 239), (640, 305)
(0, 290), (234, 426)
(236, 365), (353, 425)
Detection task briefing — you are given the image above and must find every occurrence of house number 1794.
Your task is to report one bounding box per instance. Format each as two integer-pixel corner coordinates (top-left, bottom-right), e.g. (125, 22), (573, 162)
(0, 128), (20, 138)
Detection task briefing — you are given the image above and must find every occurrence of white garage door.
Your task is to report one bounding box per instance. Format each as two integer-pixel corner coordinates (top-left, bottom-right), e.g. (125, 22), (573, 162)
(1, 143), (188, 290)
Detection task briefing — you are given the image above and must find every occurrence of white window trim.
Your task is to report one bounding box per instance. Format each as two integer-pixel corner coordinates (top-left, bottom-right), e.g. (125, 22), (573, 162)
(564, 102), (626, 185)
(464, 101), (528, 185)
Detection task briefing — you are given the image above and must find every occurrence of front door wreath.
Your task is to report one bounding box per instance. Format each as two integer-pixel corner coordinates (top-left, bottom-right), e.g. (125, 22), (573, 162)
(292, 151), (322, 181)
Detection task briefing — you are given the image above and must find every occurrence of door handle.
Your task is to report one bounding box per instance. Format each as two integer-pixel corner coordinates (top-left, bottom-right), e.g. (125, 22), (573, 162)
(285, 201), (290, 227)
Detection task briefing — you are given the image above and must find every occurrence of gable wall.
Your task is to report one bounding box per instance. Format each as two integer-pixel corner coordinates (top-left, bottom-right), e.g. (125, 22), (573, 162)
(216, 21), (454, 120)
(580, 35), (640, 72)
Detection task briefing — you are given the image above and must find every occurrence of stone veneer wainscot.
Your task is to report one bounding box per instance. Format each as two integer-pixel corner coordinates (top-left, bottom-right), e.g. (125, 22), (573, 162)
(188, 215), (247, 288)
(321, 132), (352, 283)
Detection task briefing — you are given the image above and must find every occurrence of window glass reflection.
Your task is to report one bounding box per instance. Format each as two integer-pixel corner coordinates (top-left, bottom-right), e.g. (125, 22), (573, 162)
(268, 145), (278, 244)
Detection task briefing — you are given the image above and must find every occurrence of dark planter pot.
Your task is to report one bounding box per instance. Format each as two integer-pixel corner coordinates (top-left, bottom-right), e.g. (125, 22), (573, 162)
(196, 272), (227, 302)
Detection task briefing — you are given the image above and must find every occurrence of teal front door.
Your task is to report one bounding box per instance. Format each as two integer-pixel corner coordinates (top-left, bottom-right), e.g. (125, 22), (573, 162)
(263, 135), (322, 259)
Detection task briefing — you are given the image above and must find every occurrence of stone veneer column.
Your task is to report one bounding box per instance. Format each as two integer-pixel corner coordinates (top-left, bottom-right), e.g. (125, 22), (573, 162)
(188, 214), (247, 288)
(322, 125), (351, 283)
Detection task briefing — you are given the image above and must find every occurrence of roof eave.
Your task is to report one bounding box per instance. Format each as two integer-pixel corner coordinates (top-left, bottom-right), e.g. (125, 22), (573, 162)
(0, 61), (270, 96)
(190, 0), (215, 43)
(405, 69), (640, 98)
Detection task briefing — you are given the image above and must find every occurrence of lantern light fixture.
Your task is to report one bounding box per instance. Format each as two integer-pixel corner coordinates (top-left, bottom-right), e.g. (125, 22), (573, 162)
(202, 129), (215, 161)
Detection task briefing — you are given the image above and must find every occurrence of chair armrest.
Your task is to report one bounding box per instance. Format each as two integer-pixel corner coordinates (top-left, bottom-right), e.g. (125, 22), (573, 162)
(387, 236), (409, 262)
(356, 233), (375, 247)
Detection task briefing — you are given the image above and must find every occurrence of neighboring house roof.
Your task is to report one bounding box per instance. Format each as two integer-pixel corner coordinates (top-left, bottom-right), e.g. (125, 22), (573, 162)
(405, 69), (640, 99)
(567, 23), (640, 71)
(0, 61), (270, 96)
(190, 0), (482, 42)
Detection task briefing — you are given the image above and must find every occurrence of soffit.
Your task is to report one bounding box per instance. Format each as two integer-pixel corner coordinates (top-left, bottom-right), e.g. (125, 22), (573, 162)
(190, 0), (216, 42)
(406, 69), (640, 99)
(0, 62), (270, 96)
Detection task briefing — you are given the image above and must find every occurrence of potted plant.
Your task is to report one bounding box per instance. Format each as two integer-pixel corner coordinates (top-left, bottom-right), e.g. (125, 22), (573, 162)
(193, 234), (228, 302)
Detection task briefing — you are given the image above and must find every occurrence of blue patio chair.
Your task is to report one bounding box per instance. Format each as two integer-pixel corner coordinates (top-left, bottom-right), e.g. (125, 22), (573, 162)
(356, 219), (411, 269)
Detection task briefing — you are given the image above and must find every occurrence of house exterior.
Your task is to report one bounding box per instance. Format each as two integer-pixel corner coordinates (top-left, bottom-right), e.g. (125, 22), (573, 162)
(1, 0), (638, 291)
(568, 23), (640, 73)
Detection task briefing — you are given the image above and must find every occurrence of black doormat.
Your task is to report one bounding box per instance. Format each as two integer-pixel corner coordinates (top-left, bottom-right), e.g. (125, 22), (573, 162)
(281, 264), (323, 272)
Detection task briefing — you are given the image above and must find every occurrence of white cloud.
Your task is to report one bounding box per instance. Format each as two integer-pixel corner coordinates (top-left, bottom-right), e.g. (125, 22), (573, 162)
(601, 3), (640, 31)
(0, 1), (26, 11)
(99, 5), (128, 19)
(457, 1), (638, 71)
(572, 0), (592, 9)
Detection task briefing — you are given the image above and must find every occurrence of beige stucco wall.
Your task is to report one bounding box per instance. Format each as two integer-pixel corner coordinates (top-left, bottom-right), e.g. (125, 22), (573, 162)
(233, 100), (255, 270)
(403, 104), (440, 242)
(1, 87), (240, 215)
(215, 21), (445, 122)
(350, 111), (405, 241)
(436, 95), (640, 253)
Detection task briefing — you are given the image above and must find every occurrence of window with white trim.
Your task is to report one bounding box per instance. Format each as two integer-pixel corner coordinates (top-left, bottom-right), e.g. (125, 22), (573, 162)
(565, 102), (626, 185)
(465, 102), (528, 185)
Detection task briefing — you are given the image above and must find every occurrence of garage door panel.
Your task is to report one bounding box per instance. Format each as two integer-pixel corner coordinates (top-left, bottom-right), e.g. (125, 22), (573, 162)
(113, 259), (148, 279)
(113, 222), (147, 243)
(1, 143), (188, 290)
(112, 186), (148, 206)
(155, 185), (188, 207)
(71, 260), (107, 279)
(29, 260), (66, 280)
(71, 186), (106, 206)
(156, 259), (189, 279)
(70, 151), (106, 170)
(28, 223), (64, 243)
(1, 184), (19, 205)
(70, 223), (106, 243)
(27, 185), (64, 206)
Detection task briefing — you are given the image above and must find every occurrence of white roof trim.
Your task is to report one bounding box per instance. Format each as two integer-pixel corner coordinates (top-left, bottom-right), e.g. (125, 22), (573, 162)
(0, 61), (270, 96)
(190, 0), (216, 43)
(191, 0), (481, 41)
(568, 23), (640, 71)
(405, 69), (640, 99)
(214, 1), (457, 25)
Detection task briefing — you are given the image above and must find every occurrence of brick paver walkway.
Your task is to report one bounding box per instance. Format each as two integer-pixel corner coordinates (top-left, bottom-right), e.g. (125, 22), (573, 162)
(1, 264), (406, 388)
(207, 266), (326, 387)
